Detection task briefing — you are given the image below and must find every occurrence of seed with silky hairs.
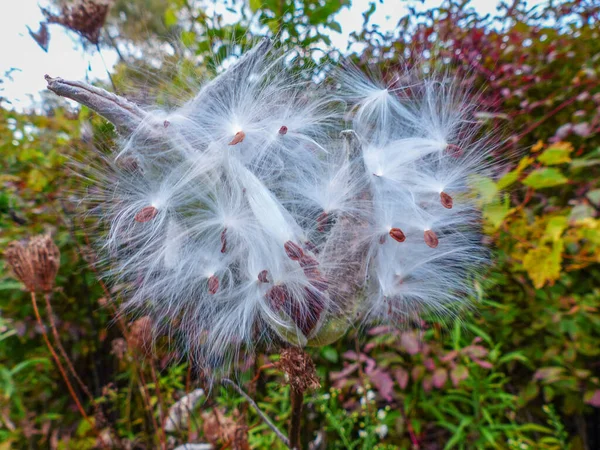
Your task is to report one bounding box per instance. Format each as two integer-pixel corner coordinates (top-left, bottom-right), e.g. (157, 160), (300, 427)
(284, 241), (304, 260)
(258, 270), (269, 283)
(424, 230), (439, 248)
(220, 228), (227, 253)
(135, 206), (158, 223)
(266, 285), (289, 311)
(317, 211), (328, 232)
(208, 275), (219, 294)
(278, 126), (288, 135)
(228, 130), (245, 145)
(445, 143), (463, 157)
(389, 228), (406, 243)
(304, 240), (318, 254)
(440, 192), (453, 209)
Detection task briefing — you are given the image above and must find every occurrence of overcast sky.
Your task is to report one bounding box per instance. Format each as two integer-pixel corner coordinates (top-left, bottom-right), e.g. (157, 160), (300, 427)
(0, 0), (546, 110)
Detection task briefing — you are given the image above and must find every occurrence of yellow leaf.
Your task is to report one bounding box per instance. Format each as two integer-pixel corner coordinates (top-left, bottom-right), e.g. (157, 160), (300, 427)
(544, 216), (568, 242)
(516, 156), (535, 173)
(531, 140), (545, 153)
(522, 240), (563, 288)
(27, 169), (48, 191)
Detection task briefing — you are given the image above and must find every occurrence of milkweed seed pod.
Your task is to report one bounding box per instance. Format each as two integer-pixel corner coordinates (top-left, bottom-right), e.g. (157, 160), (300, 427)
(47, 39), (496, 374)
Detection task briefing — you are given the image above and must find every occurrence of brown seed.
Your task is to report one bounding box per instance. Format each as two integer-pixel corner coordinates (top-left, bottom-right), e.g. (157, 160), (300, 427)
(135, 206), (158, 223)
(278, 126), (288, 135)
(163, 120), (170, 128)
(266, 285), (289, 311)
(317, 211), (328, 232)
(445, 144), (463, 157)
(228, 130), (246, 145)
(291, 288), (325, 336)
(389, 228), (406, 243)
(208, 275), (219, 294)
(309, 275), (329, 292)
(258, 270), (269, 283)
(220, 228), (227, 253)
(304, 240), (319, 254)
(284, 241), (304, 260)
(424, 230), (439, 248)
(299, 254), (318, 269)
(440, 192), (453, 209)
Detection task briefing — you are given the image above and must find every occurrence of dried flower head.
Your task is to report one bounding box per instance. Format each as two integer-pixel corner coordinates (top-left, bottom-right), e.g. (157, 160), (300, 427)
(72, 39), (496, 375)
(28, 234), (61, 292)
(278, 347), (320, 392)
(42, 0), (112, 45)
(5, 235), (60, 292)
(5, 242), (37, 292)
(129, 316), (153, 356)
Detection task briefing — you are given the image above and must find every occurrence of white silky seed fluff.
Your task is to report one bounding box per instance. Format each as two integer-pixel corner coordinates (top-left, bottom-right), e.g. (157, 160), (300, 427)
(90, 41), (495, 373)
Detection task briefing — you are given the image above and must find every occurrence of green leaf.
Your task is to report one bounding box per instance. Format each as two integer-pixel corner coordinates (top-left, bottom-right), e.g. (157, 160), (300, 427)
(320, 346), (339, 363)
(164, 8), (178, 28)
(537, 143), (573, 165)
(327, 21), (342, 33)
(522, 168), (568, 189)
(181, 31), (196, 48)
(249, 0), (262, 13)
(496, 170), (519, 190)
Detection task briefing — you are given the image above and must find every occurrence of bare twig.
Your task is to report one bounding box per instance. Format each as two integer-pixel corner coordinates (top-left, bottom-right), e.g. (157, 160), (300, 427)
(221, 378), (290, 448)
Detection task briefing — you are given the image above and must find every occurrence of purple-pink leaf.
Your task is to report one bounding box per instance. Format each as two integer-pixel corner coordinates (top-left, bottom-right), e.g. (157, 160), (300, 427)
(330, 363), (359, 381)
(533, 367), (565, 383)
(584, 390), (600, 407)
(400, 331), (420, 355)
(369, 369), (394, 401)
(422, 375), (433, 393)
(473, 358), (493, 369)
(450, 365), (469, 387)
(412, 365), (425, 381)
(462, 345), (488, 359)
(394, 367), (409, 390)
(432, 368), (448, 389)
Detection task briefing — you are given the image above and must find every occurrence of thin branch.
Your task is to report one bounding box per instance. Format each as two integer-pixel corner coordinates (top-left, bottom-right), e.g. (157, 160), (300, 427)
(221, 378), (290, 448)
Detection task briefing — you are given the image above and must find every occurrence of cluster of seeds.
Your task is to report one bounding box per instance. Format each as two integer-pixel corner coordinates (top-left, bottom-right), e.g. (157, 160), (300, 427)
(91, 41), (494, 372)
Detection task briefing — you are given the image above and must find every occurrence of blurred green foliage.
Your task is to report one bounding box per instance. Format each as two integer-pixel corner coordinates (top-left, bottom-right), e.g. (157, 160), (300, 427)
(1, 0), (600, 448)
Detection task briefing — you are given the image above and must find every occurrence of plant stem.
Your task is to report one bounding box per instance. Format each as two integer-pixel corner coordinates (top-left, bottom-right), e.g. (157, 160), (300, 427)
(221, 378), (290, 448)
(30, 292), (109, 449)
(43, 293), (95, 403)
(289, 387), (304, 450)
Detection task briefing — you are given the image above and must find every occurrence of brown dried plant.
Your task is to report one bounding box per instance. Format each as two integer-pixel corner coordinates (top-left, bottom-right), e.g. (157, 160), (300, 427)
(42, 0), (113, 45)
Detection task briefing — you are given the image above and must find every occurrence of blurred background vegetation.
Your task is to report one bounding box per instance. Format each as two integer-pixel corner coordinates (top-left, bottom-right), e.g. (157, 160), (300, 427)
(1, 0), (600, 448)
